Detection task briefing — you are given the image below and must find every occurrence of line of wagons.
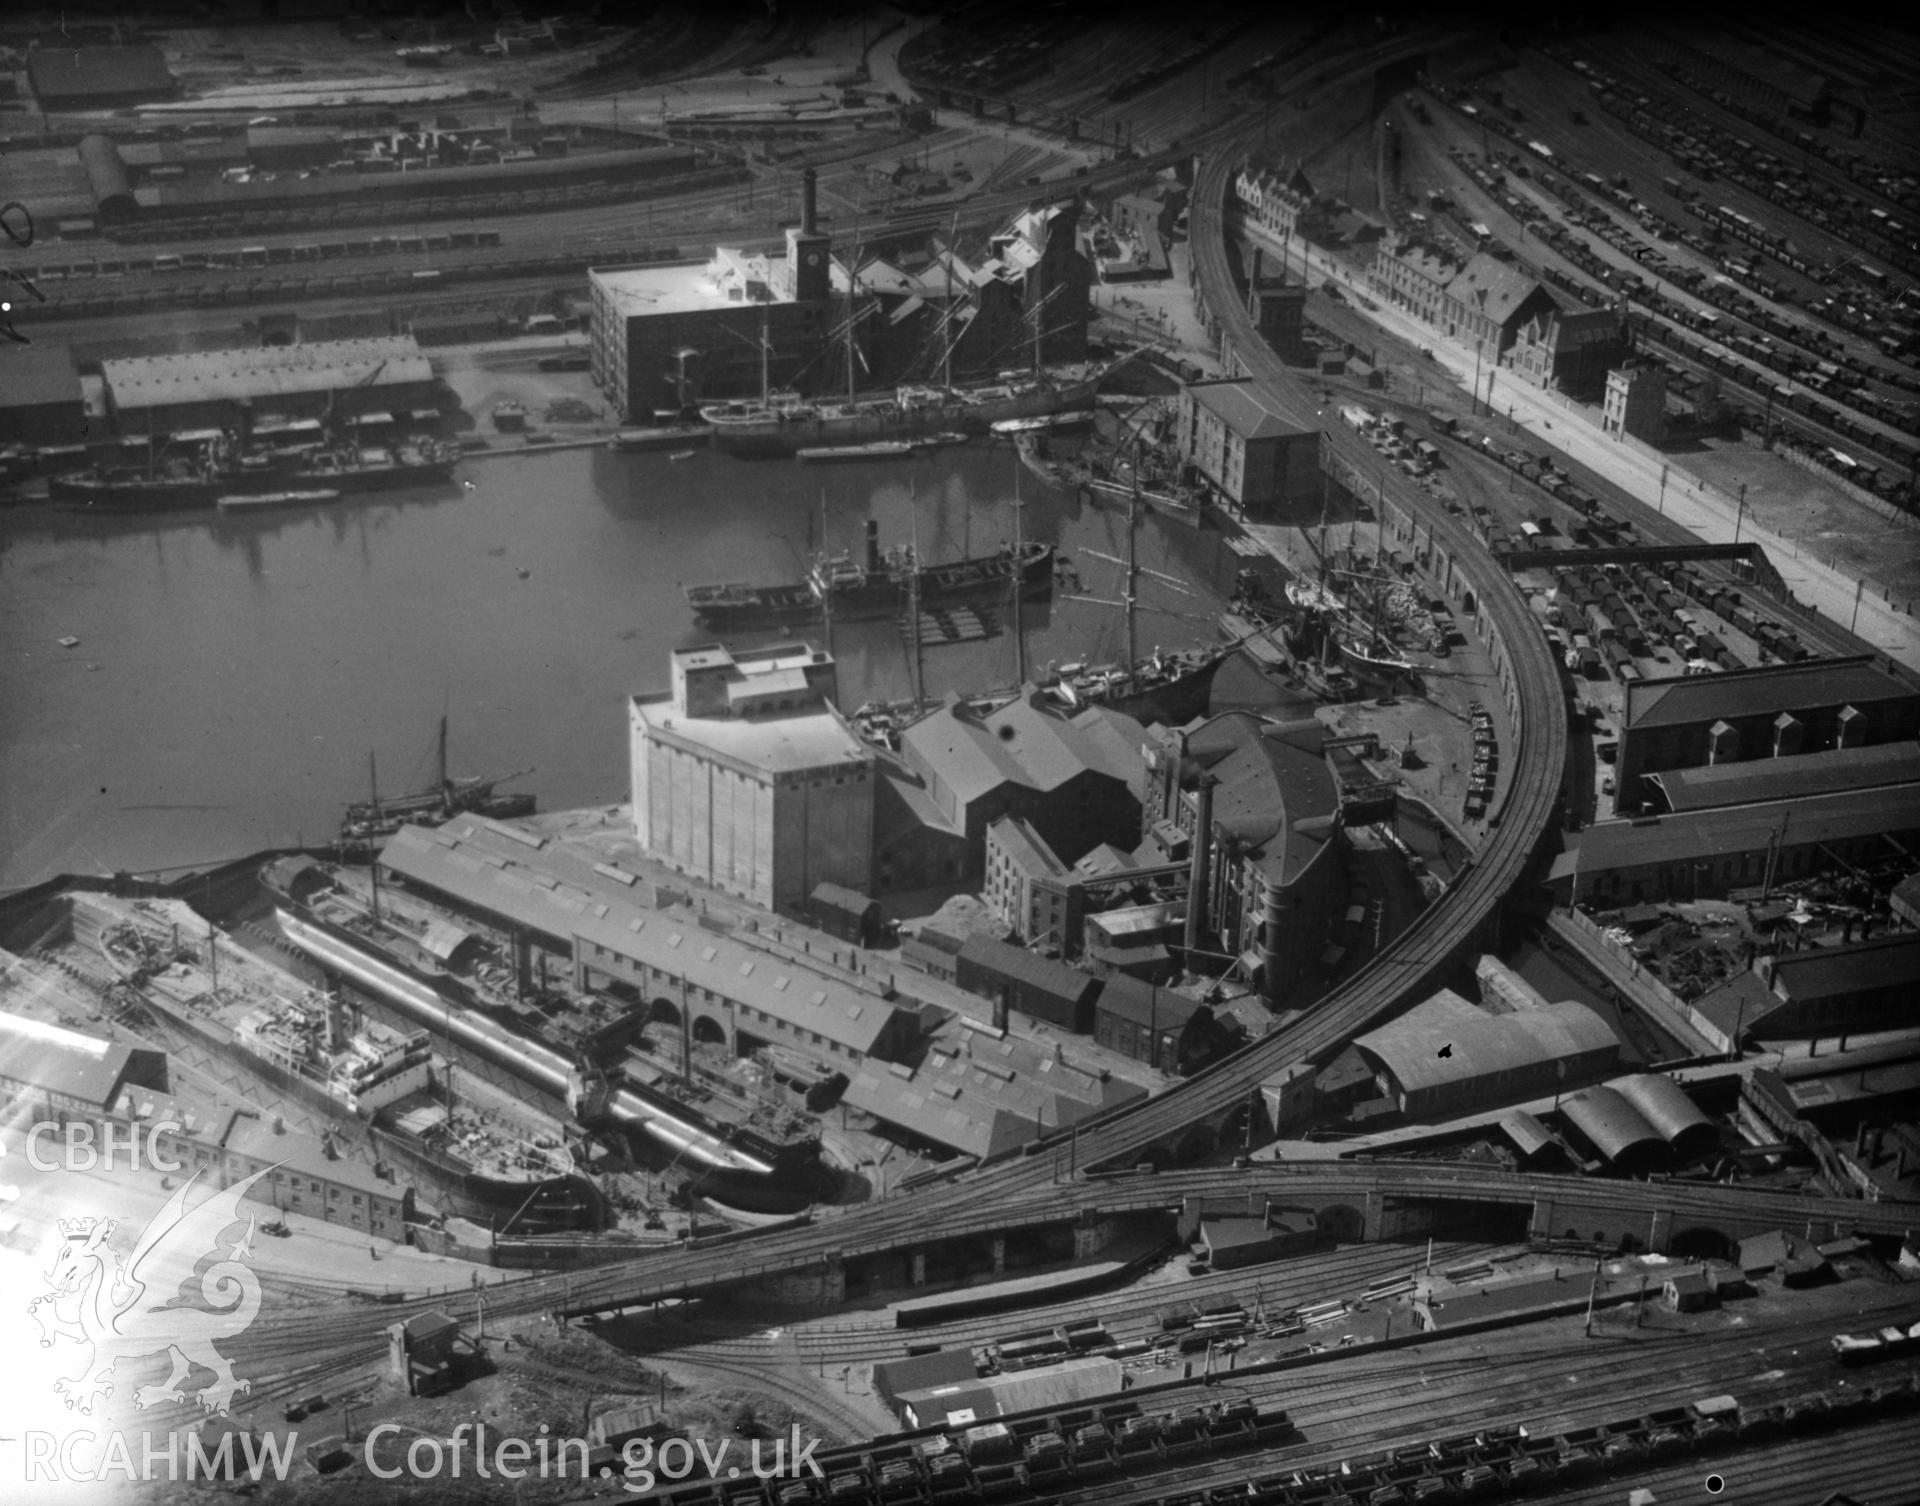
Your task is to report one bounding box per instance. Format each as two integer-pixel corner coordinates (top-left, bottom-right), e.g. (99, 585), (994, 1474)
(642, 1359), (1920, 1506)
(641, 1394), (1296, 1506)
(1832, 1315), (1920, 1364)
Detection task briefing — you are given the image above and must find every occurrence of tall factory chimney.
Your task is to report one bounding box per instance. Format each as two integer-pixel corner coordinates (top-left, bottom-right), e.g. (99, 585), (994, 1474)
(1247, 246), (1263, 319)
(788, 167), (830, 302)
(994, 986), (1010, 1034)
(865, 518), (882, 573)
(1183, 774), (1216, 959)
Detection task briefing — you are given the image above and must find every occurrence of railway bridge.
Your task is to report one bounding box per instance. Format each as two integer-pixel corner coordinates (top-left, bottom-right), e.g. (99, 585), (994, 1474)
(548, 1162), (1917, 1317)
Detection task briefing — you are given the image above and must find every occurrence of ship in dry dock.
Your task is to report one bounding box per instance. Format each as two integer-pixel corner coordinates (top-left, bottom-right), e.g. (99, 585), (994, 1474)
(262, 853), (830, 1215)
(65, 890), (598, 1232)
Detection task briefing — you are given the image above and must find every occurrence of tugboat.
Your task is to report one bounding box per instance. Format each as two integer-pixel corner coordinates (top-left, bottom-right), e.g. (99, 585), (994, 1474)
(687, 519), (1054, 630)
(341, 717), (534, 847)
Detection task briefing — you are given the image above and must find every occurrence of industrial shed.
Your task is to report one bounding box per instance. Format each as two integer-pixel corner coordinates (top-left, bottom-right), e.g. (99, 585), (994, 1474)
(101, 336), (435, 436)
(894, 1356), (1123, 1429)
(1558, 1085), (1668, 1169)
(78, 135), (137, 223)
(1345, 992), (1620, 1120)
(0, 342), (87, 447)
(809, 882), (884, 948)
(873, 1349), (977, 1418)
(955, 936), (1101, 1034)
(1607, 1073), (1716, 1152)
(28, 46), (176, 109)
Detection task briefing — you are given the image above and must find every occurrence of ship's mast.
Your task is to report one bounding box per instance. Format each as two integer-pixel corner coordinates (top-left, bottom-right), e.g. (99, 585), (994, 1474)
(1126, 440), (1141, 677)
(1011, 444), (1026, 686)
(944, 211), (958, 391)
(820, 488), (835, 662)
(907, 481), (924, 715)
(1031, 235), (1044, 378)
(760, 305), (771, 406)
(368, 749), (380, 824)
(437, 715), (451, 812)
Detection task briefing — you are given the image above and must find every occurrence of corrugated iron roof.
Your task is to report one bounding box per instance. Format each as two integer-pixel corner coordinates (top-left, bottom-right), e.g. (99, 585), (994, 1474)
(1353, 993), (1618, 1097)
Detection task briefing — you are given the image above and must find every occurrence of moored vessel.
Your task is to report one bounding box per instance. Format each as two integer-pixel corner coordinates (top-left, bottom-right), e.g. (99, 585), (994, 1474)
(341, 716), (534, 845)
(69, 890), (595, 1231)
(686, 519), (1053, 630)
(701, 364), (1116, 456)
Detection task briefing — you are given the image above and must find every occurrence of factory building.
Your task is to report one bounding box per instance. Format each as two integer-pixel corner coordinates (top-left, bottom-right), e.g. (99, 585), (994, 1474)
(630, 644), (874, 912)
(1602, 362), (1670, 444)
(1090, 974), (1216, 1073)
(1693, 932), (1920, 1049)
(1200, 1206), (1322, 1268)
(954, 936), (1101, 1033)
(27, 46), (176, 109)
(1174, 378), (1321, 519)
(1638, 740), (1920, 815)
(1613, 657), (1920, 815)
(589, 185), (1091, 422)
(895, 689), (1146, 885)
(842, 1023), (1140, 1162)
(0, 342), (87, 447)
(1550, 782), (1920, 907)
(1140, 714), (1344, 1004)
(99, 336), (436, 439)
(379, 817), (917, 1069)
(1324, 990), (1620, 1122)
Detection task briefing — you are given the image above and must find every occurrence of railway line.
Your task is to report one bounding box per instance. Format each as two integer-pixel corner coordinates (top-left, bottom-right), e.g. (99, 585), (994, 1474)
(619, 1283), (1920, 1504)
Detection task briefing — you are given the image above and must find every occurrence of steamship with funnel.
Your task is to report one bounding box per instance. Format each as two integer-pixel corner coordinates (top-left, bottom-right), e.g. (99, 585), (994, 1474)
(66, 889), (596, 1232)
(688, 518), (1054, 630)
(262, 854), (827, 1214)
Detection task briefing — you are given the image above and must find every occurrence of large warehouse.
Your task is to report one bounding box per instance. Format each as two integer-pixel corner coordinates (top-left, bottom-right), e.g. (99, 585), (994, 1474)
(1329, 990), (1621, 1121)
(100, 336), (437, 438)
(1613, 657), (1920, 815)
(27, 46), (176, 110)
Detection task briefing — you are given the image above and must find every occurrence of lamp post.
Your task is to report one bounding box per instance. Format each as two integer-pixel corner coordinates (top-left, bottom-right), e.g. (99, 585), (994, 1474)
(1733, 482), (1747, 544)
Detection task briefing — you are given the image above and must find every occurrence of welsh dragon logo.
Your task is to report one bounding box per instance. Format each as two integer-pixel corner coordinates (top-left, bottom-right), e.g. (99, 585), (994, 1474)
(27, 1167), (272, 1417)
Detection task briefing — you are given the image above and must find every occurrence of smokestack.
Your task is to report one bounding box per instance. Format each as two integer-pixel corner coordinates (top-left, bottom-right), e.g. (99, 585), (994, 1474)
(866, 517), (881, 573)
(802, 168), (817, 236)
(1183, 774), (1216, 958)
(994, 986), (1009, 1034)
(1250, 245), (1262, 287)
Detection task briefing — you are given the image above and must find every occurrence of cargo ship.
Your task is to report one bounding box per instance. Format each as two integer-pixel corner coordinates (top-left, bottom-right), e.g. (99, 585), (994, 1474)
(68, 890), (597, 1232)
(687, 519), (1054, 630)
(699, 364), (1115, 457)
(51, 439), (458, 513)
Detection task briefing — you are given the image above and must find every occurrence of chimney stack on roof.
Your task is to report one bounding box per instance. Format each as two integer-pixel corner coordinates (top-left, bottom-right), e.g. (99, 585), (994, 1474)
(802, 167), (817, 236)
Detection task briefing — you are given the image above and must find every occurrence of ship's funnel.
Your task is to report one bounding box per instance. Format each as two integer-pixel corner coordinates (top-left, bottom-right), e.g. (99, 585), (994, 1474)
(802, 167), (818, 235)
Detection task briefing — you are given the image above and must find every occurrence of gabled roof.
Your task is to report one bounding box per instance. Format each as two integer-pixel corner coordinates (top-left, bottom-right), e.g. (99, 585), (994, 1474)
(1766, 931), (1920, 1004)
(1445, 252), (1557, 328)
(1649, 740), (1920, 811)
(1094, 974), (1205, 1031)
(957, 935), (1100, 1005)
(1624, 657), (1915, 732)
(902, 690), (1144, 812)
(1185, 378), (1312, 439)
